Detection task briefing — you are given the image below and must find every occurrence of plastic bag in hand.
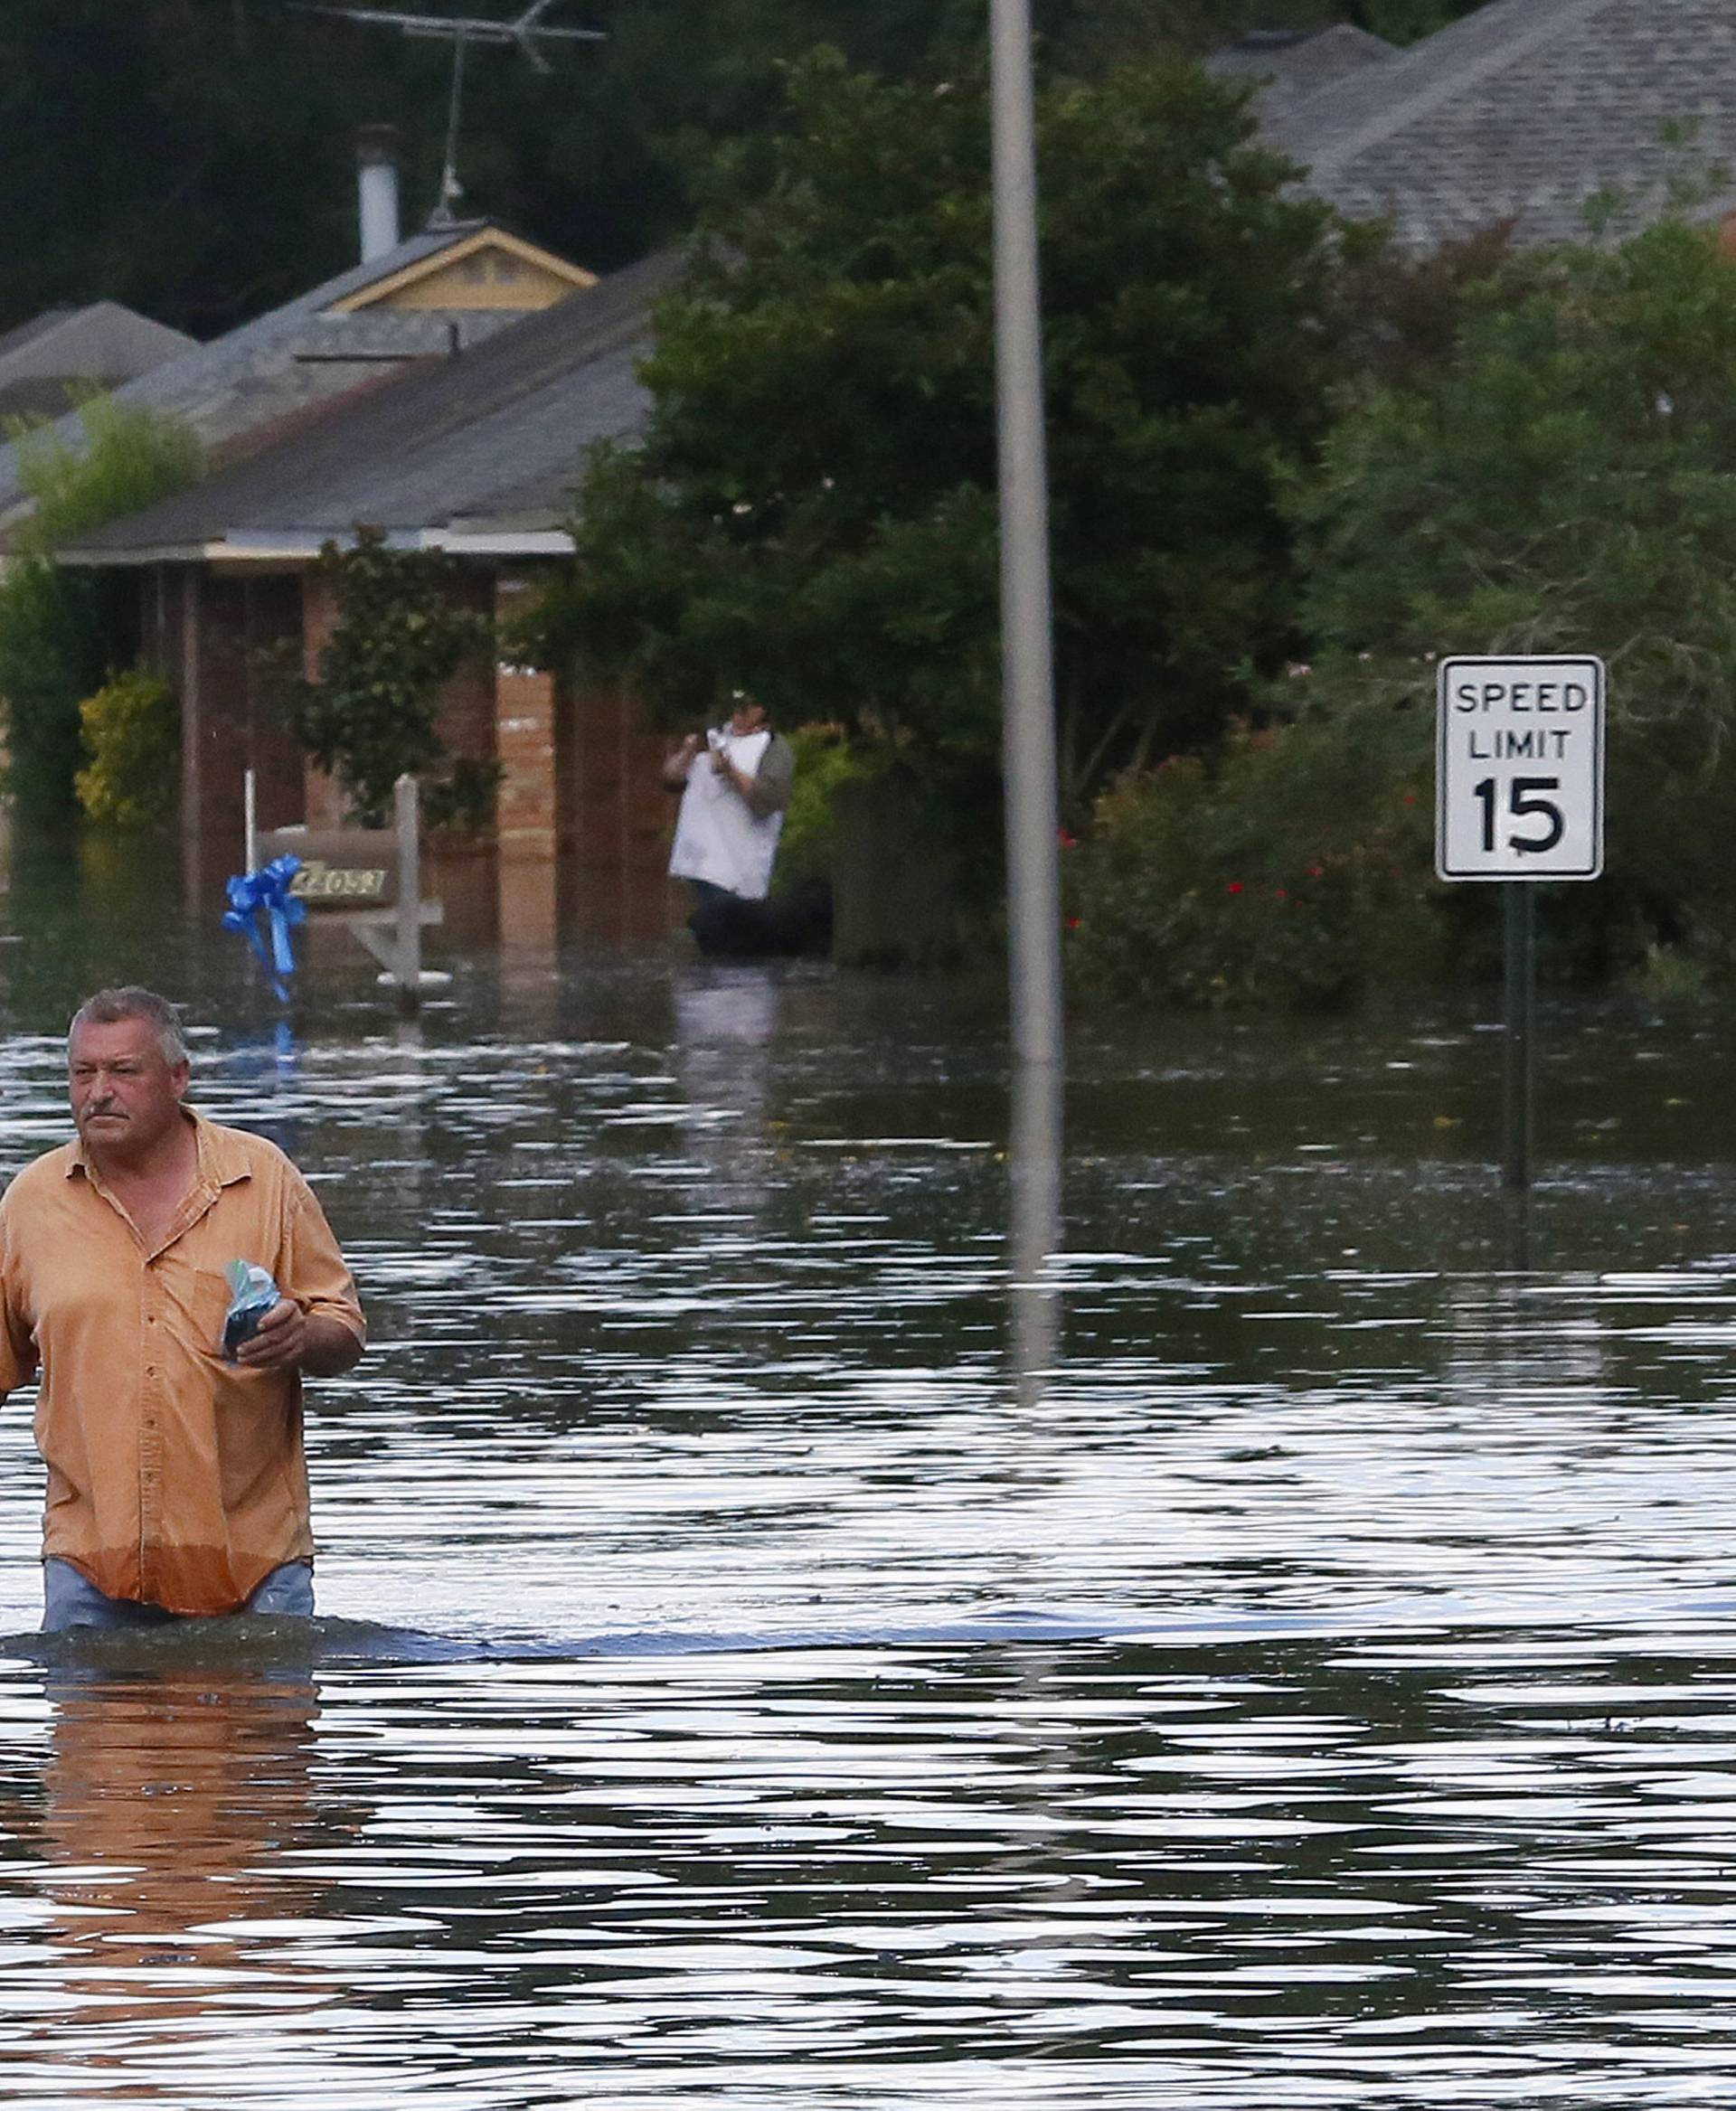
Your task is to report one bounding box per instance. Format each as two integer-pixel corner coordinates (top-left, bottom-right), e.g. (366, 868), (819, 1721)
(222, 1259), (280, 1361)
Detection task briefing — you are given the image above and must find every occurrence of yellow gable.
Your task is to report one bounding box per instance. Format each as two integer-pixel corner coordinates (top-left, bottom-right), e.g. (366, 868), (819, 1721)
(329, 228), (597, 315)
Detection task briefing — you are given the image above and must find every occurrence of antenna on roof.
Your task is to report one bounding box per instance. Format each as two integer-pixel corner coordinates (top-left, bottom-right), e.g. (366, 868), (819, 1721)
(290, 4), (605, 223)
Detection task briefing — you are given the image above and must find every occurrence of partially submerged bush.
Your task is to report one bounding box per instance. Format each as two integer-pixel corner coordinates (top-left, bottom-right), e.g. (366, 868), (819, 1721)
(773, 725), (884, 892)
(0, 399), (201, 815)
(75, 667), (179, 827)
(1065, 699), (1445, 1009)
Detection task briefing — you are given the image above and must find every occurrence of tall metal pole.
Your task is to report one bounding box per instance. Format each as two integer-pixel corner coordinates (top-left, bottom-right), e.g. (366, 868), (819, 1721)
(990, 0), (1063, 1074)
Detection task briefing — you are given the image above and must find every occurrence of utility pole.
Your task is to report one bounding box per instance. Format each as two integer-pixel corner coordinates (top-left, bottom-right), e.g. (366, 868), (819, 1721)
(990, 0), (1062, 1078)
(991, 0), (1064, 1362)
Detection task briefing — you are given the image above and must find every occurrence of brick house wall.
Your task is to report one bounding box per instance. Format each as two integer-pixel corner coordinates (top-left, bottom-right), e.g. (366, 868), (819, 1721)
(155, 552), (675, 945)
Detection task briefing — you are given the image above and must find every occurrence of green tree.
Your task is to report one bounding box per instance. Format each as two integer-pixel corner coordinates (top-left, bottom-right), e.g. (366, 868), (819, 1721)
(286, 528), (495, 827)
(0, 400), (202, 816)
(528, 50), (1344, 817)
(1273, 220), (1736, 976)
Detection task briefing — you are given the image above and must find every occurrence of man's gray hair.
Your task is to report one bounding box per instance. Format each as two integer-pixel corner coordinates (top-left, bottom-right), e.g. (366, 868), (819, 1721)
(69, 987), (190, 1068)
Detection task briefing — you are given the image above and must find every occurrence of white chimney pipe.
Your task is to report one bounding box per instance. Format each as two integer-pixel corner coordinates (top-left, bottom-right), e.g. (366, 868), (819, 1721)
(356, 126), (401, 264)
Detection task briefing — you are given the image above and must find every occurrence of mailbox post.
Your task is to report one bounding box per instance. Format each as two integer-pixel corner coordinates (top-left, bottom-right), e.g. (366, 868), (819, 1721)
(392, 772), (423, 1010)
(252, 770), (444, 1013)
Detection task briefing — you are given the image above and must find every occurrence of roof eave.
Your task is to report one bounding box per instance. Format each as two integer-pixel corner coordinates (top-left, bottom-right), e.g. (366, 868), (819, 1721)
(58, 525), (577, 569)
(57, 540), (223, 567)
(428, 529), (573, 555)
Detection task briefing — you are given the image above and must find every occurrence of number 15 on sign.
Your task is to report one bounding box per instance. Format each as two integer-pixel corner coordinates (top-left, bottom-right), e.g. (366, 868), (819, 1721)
(1436, 655), (1605, 881)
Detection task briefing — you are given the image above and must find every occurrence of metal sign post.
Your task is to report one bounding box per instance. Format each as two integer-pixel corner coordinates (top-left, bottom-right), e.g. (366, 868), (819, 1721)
(392, 771), (423, 1013)
(1502, 883), (1535, 1190)
(1437, 655), (1605, 1192)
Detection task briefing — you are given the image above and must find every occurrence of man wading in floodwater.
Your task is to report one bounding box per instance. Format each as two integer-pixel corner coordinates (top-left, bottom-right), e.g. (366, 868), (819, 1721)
(0, 987), (364, 1630)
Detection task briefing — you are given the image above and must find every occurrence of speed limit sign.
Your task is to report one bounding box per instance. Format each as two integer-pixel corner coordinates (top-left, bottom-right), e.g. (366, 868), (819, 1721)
(1436, 655), (1604, 881)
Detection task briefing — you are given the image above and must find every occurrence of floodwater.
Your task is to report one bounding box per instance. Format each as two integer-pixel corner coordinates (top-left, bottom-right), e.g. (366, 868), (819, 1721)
(4, 834), (1736, 2105)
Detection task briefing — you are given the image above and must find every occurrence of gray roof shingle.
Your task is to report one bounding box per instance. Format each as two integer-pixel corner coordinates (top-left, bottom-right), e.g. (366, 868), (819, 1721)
(0, 300), (194, 419)
(0, 224), (561, 532)
(60, 250), (678, 564)
(0, 308), (80, 363)
(1210, 25), (1397, 118)
(1265, 0), (1736, 250)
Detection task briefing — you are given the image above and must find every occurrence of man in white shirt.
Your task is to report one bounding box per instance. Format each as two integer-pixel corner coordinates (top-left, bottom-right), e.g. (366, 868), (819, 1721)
(664, 693), (795, 909)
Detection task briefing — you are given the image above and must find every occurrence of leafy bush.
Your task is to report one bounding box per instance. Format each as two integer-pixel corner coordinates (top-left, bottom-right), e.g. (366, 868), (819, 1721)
(11, 396), (203, 551)
(285, 527), (494, 827)
(773, 726), (886, 891)
(0, 398), (201, 815)
(422, 755), (505, 835)
(1066, 702), (1446, 1009)
(75, 668), (179, 827)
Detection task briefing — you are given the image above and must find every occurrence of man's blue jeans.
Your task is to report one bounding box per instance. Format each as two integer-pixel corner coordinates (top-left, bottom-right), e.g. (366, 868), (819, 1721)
(42, 1558), (315, 1630)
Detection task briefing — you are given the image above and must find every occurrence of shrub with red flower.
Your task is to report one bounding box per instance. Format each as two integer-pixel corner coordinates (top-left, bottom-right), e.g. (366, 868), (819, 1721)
(1061, 712), (1442, 1009)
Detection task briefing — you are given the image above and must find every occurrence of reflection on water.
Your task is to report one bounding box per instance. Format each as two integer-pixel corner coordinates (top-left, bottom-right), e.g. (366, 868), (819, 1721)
(5, 840), (1736, 2100)
(1010, 1057), (1062, 1413)
(674, 965), (783, 1223)
(9, 1629), (1736, 2106)
(26, 1665), (325, 2036)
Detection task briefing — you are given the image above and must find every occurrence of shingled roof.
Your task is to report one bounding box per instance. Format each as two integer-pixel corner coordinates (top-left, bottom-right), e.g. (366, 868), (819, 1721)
(0, 301), (195, 421)
(1261, 0), (1736, 250)
(59, 250), (677, 567)
(0, 221), (575, 534)
(1209, 24), (1396, 119)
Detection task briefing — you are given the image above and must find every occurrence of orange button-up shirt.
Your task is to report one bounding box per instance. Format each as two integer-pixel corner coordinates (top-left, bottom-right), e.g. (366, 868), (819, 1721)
(0, 1107), (364, 1615)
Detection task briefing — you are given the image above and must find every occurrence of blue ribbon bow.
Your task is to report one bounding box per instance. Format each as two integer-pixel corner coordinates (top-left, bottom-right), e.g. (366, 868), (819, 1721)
(222, 855), (307, 1004)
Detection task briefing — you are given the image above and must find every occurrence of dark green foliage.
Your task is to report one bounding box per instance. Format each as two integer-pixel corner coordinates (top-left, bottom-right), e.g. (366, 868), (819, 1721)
(285, 529), (493, 827)
(1, 3), (1487, 344)
(1066, 708), (1443, 1008)
(0, 561), (117, 819)
(527, 51), (1344, 816)
(422, 754), (505, 835)
(1077, 218), (1736, 1004)
(1289, 221), (1736, 976)
(0, 401), (202, 816)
